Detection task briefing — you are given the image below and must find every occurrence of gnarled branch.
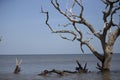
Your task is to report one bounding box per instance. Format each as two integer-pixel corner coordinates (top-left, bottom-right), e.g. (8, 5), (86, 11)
(51, 0), (80, 23)
(108, 28), (120, 46)
(84, 42), (104, 62)
(41, 0), (104, 61)
(41, 7), (79, 41)
(102, 0), (120, 36)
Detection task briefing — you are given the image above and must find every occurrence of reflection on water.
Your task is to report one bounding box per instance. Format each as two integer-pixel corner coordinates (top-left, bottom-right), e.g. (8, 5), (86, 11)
(101, 71), (111, 80)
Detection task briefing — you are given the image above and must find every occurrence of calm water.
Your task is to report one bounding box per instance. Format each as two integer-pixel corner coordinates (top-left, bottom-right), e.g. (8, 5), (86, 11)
(0, 54), (120, 80)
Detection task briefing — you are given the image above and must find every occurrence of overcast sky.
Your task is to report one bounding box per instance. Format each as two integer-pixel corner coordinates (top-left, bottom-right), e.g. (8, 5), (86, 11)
(0, 0), (120, 55)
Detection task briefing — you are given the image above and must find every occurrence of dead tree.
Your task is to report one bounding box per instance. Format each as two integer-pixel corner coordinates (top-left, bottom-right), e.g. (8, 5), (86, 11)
(41, 0), (120, 71)
(14, 58), (22, 74)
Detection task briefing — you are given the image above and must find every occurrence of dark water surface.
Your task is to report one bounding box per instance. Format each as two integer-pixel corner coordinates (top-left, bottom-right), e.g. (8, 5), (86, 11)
(0, 54), (120, 80)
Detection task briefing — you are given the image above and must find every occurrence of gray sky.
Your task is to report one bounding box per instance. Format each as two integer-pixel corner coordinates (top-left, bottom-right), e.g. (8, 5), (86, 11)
(0, 0), (120, 55)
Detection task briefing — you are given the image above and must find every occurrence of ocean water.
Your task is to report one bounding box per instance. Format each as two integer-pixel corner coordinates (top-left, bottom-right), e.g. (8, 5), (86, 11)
(0, 54), (120, 80)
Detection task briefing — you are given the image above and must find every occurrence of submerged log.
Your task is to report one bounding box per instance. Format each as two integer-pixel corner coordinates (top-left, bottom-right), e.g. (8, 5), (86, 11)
(38, 69), (65, 76)
(13, 58), (22, 74)
(38, 69), (78, 76)
(63, 70), (77, 73)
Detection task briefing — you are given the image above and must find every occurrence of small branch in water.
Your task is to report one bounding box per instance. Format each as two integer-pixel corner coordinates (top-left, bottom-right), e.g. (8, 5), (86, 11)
(13, 58), (22, 74)
(76, 60), (88, 73)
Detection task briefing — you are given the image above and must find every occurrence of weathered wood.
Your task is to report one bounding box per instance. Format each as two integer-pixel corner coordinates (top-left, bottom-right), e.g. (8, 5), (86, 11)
(76, 60), (83, 69)
(39, 60), (88, 76)
(13, 58), (22, 74)
(63, 70), (77, 73)
(38, 69), (78, 76)
(83, 62), (87, 70)
(14, 65), (21, 74)
(38, 69), (65, 76)
(76, 60), (88, 73)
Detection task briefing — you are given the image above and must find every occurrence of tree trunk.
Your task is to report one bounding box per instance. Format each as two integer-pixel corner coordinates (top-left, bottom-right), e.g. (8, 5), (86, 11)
(96, 41), (113, 72)
(103, 45), (113, 70)
(103, 54), (112, 70)
(99, 29), (120, 71)
(97, 44), (113, 71)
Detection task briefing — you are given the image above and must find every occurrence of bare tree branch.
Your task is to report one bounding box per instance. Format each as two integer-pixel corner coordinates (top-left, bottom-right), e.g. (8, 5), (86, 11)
(108, 28), (120, 46)
(102, 0), (120, 28)
(101, 0), (120, 51)
(73, 22), (103, 60)
(74, 0), (84, 18)
(85, 42), (104, 62)
(82, 20), (101, 38)
(60, 35), (76, 41)
(101, 0), (109, 7)
(51, 0), (101, 39)
(68, 0), (76, 16)
(41, 7), (79, 41)
(42, 0), (103, 60)
(102, 0), (118, 23)
(53, 30), (78, 37)
(110, 6), (120, 27)
(41, 7), (54, 32)
(72, 22), (82, 40)
(72, 22), (85, 53)
(75, 0), (101, 38)
(58, 23), (72, 27)
(51, 0), (80, 23)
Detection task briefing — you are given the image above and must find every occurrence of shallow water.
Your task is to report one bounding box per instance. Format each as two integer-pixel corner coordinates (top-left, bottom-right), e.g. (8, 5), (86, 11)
(0, 54), (120, 80)
(0, 71), (120, 80)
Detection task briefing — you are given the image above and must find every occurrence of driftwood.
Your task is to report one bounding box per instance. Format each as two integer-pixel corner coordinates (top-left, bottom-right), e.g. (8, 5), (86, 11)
(14, 58), (22, 74)
(38, 69), (66, 76)
(38, 69), (78, 76)
(38, 60), (88, 76)
(76, 60), (88, 73)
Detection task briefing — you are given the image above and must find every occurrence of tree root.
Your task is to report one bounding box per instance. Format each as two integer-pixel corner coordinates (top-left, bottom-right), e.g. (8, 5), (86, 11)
(96, 63), (110, 72)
